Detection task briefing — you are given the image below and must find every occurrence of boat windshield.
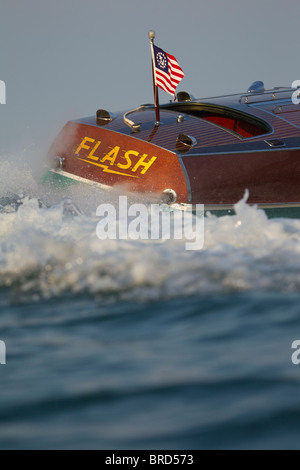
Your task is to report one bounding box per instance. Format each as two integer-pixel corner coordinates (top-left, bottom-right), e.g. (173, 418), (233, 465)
(164, 103), (271, 138)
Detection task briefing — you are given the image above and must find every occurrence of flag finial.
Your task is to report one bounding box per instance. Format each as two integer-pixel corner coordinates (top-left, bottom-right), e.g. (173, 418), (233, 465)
(148, 31), (156, 41)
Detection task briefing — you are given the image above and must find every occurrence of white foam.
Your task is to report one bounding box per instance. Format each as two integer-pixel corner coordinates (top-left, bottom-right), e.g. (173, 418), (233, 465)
(1, 154), (300, 301)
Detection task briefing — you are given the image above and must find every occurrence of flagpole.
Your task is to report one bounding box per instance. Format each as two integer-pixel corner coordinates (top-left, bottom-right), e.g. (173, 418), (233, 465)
(148, 30), (160, 126)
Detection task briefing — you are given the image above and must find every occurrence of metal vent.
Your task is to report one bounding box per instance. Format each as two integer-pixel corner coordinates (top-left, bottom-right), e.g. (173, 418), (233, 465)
(55, 156), (65, 169)
(265, 139), (285, 148)
(176, 133), (197, 153)
(161, 189), (177, 204)
(177, 91), (194, 102)
(247, 81), (265, 93)
(96, 109), (114, 125)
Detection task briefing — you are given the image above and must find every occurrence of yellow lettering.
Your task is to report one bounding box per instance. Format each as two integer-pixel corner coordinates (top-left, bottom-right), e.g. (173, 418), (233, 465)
(117, 150), (138, 170)
(88, 140), (101, 161)
(75, 137), (95, 155)
(131, 154), (157, 175)
(100, 146), (120, 166)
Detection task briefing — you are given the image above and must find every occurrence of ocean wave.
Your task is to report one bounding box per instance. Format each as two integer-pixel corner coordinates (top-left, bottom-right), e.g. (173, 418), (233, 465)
(1, 154), (300, 302)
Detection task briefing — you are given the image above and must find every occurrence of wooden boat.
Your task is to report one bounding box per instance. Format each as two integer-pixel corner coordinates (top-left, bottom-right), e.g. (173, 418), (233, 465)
(45, 82), (300, 216)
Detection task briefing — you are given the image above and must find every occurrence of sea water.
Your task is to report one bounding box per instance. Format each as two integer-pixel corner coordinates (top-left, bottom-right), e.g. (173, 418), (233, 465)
(1, 151), (300, 450)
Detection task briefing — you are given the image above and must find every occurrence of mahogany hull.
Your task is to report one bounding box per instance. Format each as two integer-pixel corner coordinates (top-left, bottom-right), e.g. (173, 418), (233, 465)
(47, 87), (300, 210)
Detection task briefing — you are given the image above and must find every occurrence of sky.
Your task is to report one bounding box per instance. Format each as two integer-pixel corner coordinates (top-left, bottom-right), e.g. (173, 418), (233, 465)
(1, 0), (300, 154)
